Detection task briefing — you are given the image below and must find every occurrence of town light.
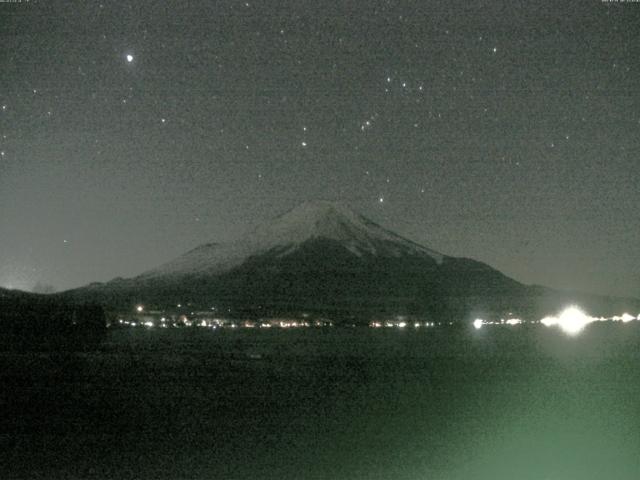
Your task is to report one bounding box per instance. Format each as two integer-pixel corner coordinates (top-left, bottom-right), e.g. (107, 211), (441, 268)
(620, 313), (634, 323)
(557, 306), (590, 335)
(540, 316), (557, 327)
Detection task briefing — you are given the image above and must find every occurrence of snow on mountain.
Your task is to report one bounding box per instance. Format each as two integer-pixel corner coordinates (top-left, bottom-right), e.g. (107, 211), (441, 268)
(138, 201), (444, 280)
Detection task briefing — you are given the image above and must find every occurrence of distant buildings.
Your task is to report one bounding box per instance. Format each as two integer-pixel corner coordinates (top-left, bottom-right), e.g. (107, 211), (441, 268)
(111, 305), (640, 334)
(113, 309), (334, 329)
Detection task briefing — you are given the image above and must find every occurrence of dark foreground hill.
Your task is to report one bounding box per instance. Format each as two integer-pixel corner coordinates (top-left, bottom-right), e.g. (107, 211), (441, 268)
(0, 288), (106, 350)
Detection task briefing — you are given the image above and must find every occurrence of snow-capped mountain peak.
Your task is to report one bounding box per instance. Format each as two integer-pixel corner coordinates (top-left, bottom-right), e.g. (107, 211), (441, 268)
(251, 201), (442, 258)
(138, 201), (444, 280)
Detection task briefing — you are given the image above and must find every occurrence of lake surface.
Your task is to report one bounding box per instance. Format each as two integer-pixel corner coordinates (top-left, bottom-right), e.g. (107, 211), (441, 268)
(2, 325), (640, 479)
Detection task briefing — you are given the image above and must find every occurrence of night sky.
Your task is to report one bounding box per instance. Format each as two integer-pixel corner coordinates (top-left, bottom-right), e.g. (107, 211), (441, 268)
(1, 0), (638, 298)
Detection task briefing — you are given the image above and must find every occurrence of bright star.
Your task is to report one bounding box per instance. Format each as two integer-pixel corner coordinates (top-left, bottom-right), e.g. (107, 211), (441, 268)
(126, 54), (134, 63)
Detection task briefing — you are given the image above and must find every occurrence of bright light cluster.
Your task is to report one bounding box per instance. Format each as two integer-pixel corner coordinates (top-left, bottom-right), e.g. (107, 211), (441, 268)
(556, 306), (591, 335)
(473, 307), (640, 336)
(539, 306), (640, 335)
(472, 317), (521, 329)
(369, 320), (437, 328)
(539, 306), (592, 334)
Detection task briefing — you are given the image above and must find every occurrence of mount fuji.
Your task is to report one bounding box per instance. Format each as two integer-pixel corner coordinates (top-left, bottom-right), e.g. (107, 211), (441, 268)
(141, 201), (446, 280)
(61, 201), (639, 321)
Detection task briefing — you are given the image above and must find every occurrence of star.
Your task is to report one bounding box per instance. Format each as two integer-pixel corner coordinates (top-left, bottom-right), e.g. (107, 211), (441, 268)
(126, 54), (134, 63)
(301, 141), (307, 147)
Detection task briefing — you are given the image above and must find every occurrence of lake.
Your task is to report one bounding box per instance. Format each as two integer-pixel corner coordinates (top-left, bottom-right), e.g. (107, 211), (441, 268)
(2, 324), (640, 479)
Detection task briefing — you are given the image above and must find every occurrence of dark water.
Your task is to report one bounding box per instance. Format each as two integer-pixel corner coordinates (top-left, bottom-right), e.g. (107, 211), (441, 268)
(2, 325), (640, 479)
